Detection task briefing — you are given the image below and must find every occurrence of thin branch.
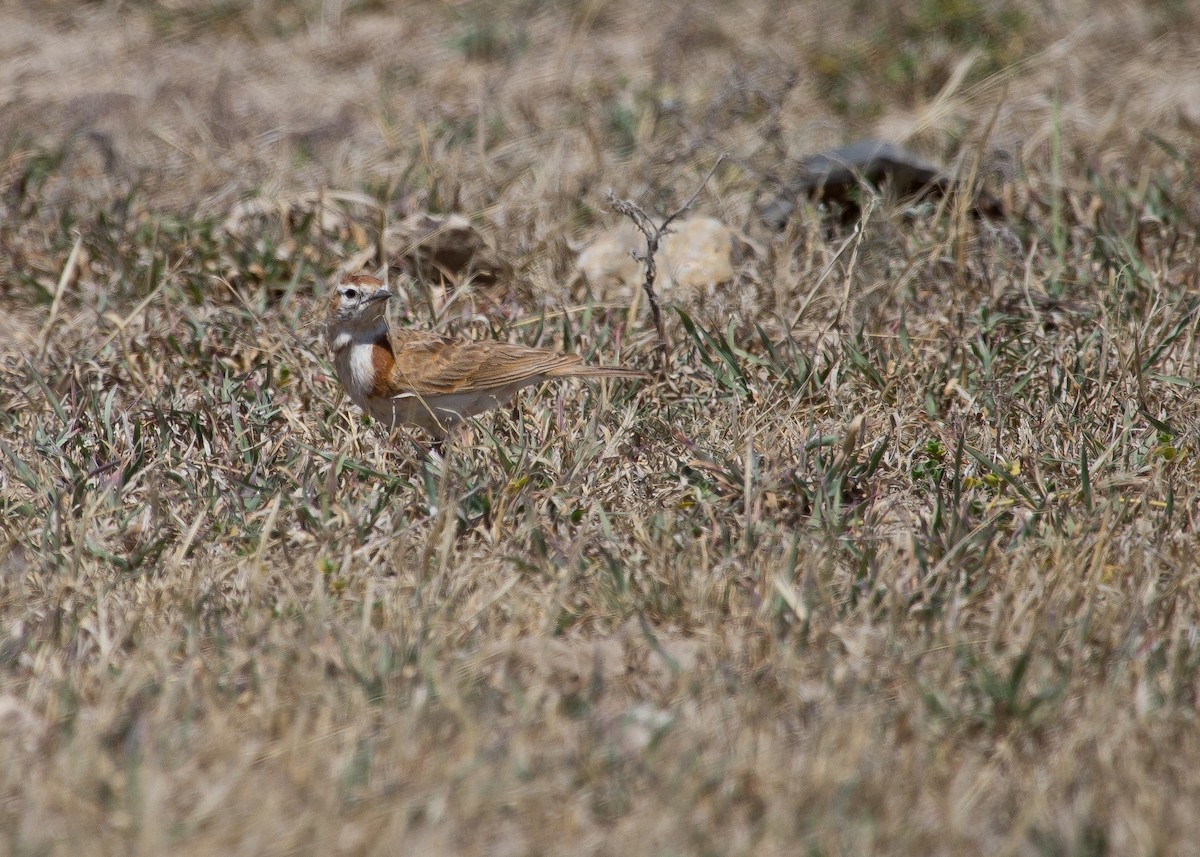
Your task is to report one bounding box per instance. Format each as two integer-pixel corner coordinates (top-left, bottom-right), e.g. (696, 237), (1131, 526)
(606, 154), (727, 359)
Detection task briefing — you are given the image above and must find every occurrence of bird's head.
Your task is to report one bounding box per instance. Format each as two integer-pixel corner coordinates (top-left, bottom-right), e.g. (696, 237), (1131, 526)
(325, 273), (393, 345)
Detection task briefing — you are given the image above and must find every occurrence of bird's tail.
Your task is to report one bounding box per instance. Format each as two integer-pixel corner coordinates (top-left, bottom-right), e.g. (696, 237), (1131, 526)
(548, 362), (650, 381)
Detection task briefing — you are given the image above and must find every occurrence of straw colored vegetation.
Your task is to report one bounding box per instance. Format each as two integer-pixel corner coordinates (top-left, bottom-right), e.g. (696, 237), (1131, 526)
(3, 0), (1200, 854)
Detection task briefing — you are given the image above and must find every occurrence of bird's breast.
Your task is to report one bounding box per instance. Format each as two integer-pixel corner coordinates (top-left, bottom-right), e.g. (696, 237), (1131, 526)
(335, 338), (395, 405)
(366, 340), (396, 397)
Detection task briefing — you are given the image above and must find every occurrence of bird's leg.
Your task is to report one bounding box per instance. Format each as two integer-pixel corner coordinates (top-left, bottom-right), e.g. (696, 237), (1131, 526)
(424, 423), (457, 458)
(400, 433), (444, 458)
(383, 424), (442, 460)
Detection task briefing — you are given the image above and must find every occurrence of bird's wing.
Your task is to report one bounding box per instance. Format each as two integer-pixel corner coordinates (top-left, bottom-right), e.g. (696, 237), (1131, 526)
(382, 330), (583, 396)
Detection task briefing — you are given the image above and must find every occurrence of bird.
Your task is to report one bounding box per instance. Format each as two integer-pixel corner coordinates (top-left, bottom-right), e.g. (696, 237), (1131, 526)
(325, 273), (647, 439)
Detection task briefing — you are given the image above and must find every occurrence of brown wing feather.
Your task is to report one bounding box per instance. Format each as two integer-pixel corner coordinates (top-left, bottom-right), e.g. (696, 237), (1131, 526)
(383, 330), (583, 395)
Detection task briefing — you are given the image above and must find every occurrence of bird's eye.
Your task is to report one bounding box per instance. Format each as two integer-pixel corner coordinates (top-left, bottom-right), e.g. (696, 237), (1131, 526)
(343, 288), (358, 299)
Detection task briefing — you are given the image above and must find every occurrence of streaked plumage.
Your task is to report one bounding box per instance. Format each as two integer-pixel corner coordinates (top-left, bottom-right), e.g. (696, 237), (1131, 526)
(325, 273), (645, 437)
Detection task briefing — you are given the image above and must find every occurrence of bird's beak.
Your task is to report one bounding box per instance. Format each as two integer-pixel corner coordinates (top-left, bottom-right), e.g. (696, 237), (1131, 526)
(368, 289), (393, 303)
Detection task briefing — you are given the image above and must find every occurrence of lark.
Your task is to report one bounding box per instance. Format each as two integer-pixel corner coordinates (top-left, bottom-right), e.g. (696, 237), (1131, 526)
(325, 273), (646, 439)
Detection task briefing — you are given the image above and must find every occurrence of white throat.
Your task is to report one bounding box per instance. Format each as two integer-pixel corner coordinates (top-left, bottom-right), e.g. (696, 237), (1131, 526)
(328, 317), (389, 404)
(328, 316), (388, 350)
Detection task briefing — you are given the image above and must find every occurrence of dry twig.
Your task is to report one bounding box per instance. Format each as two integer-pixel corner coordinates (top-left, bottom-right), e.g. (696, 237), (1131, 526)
(606, 154), (727, 358)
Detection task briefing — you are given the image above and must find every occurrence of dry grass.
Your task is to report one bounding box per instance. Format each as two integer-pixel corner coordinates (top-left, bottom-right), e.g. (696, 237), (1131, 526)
(3, 0), (1200, 854)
